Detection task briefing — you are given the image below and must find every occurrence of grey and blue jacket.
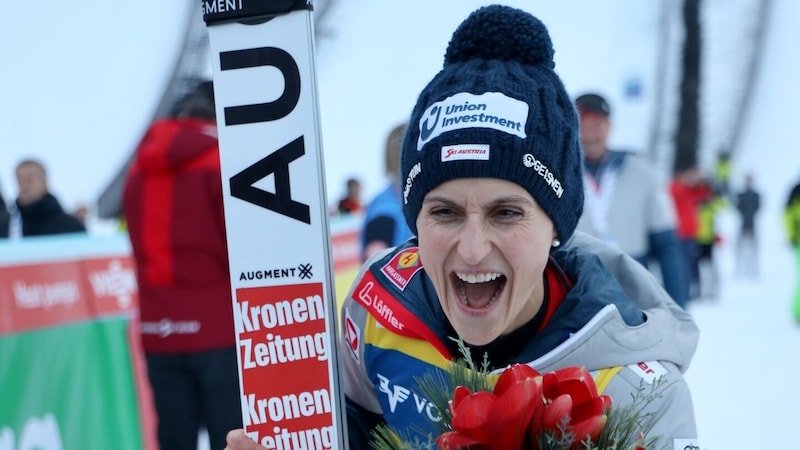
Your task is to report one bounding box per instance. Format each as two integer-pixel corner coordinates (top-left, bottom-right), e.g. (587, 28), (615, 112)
(339, 231), (699, 449)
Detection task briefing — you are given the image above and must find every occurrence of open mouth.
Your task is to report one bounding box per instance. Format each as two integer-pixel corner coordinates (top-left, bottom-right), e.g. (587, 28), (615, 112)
(452, 271), (506, 309)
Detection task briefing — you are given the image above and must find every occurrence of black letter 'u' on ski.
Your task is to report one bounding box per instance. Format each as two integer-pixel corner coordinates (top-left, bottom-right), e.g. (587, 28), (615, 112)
(230, 136), (311, 224)
(219, 47), (300, 126)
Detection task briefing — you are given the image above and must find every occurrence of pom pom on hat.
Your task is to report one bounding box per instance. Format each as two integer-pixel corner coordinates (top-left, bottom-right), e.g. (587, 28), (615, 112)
(444, 5), (554, 67)
(400, 4), (584, 243)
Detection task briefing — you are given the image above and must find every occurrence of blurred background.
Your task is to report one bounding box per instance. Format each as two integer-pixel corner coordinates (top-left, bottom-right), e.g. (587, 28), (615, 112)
(0, 0), (779, 222)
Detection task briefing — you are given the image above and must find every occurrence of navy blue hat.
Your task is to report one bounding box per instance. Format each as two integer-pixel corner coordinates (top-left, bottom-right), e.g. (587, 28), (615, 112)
(400, 4), (584, 242)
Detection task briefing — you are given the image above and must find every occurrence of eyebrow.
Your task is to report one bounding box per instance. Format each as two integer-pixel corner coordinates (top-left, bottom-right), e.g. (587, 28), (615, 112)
(422, 194), (534, 207)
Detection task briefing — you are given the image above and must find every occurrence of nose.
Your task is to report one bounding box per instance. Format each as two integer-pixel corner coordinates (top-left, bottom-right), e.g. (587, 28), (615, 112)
(457, 215), (492, 265)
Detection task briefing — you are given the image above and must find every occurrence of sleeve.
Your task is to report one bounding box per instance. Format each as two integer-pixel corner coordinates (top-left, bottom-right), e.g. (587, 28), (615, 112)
(787, 208), (799, 246)
(787, 187), (800, 245)
(648, 229), (688, 307)
(644, 376), (698, 444)
(338, 258), (391, 446)
(345, 397), (385, 449)
(0, 194), (8, 223)
(0, 214), (9, 238)
(604, 362), (698, 448)
(647, 170), (677, 233)
(54, 214), (87, 234)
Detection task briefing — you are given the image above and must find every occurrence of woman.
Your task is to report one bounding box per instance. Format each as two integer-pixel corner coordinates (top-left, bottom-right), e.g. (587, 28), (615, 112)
(227, 4), (699, 449)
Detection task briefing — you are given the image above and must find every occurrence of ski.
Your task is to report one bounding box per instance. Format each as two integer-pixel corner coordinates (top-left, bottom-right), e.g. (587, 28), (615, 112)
(203, 2), (346, 448)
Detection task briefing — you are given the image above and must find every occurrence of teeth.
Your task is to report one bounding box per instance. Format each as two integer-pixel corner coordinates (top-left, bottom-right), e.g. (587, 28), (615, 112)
(456, 272), (501, 283)
(455, 272), (502, 308)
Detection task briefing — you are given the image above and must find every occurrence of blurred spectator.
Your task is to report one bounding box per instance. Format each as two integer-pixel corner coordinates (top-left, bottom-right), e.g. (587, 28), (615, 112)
(696, 179), (726, 298)
(785, 178), (800, 322)
(734, 173), (761, 279)
(361, 122), (414, 261)
(337, 177), (363, 215)
(0, 185), (8, 225)
(0, 159), (86, 239)
(574, 93), (688, 308)
(714, 151), (732, 197)
(670, 166), (714, 301)
(123, 80), (242, 450)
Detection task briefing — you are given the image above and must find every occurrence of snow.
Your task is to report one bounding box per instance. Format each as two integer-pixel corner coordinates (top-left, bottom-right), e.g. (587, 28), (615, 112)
(4, 1), (800, 448)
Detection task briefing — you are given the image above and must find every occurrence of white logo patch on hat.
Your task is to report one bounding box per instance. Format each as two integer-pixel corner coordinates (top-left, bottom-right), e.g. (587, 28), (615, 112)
(523, 153), (564, 198)
(417, 92), (528, 151)
(441, 144), (490, 162)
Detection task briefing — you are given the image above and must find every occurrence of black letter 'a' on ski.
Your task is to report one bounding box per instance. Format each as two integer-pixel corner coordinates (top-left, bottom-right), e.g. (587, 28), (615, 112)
(230, 136), (311, 224)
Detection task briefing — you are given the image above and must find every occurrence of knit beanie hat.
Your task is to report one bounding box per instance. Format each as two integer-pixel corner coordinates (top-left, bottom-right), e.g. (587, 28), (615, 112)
(400, 5), (584, 242)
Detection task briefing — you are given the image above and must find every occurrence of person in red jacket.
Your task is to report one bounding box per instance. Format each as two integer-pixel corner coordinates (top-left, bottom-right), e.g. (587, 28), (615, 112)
(670, 166), (713, 300)
(123, 80), (242, 450)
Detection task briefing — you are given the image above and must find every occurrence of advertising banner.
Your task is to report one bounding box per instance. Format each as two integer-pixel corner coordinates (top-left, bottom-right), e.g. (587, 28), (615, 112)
(0, 321), (142, 450)
(0, 236), (146, 450)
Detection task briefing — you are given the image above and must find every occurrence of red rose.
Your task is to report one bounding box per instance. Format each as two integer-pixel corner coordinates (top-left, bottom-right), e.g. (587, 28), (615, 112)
(437, 364), (611, 450)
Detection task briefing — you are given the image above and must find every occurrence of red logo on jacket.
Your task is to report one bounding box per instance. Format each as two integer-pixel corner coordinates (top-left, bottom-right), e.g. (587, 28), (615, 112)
(380, 247), (422, 290)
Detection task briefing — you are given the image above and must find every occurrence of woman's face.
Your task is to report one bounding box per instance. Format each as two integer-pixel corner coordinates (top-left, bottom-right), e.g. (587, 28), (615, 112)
(416, 178), (556, 346)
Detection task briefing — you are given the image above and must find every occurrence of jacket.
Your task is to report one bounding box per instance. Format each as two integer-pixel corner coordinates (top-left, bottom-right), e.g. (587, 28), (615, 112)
(735, 187), (760, 233)
(786, 182), (800, 246)
(578, 151), (676, 257)
(123, 117), (235, 353)
(697, 195), (725, 245)
(578, 151), (686, 307)
(360, 182), (413, 260)
(339, 231), (699, 449)
(670, 180), (712, 240)
(0, 193), (85, 238)
(0, 193), (8, 225)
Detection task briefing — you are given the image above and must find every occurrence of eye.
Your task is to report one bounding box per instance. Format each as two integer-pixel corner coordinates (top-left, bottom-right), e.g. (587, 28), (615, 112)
(429, 206), (460, 223)
(493, 207), (523, 222)
(430, 206), (454, 218)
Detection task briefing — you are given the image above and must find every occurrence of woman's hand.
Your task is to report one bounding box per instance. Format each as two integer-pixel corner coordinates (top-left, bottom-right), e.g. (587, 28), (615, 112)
(224, 429), (267, 450)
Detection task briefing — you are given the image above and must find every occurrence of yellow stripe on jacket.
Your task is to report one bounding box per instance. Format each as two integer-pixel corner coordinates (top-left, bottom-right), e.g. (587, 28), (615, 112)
(364, 314), (452, 370)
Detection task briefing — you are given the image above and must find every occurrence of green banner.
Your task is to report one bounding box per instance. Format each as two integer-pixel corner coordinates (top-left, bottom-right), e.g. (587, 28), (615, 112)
(0, 318), (142, 450)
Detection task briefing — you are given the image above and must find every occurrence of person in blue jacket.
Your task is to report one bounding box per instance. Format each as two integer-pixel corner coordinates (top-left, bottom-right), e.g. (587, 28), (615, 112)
(225, 5), (700, 450)
(360, 122), (415, 262)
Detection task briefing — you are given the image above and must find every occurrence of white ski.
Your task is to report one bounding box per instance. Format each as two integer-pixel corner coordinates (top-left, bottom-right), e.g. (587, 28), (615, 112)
(203, 2), (346, 448)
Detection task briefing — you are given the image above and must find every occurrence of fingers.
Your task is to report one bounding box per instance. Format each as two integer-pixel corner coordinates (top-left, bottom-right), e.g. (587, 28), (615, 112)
(224, 429), (261, 450)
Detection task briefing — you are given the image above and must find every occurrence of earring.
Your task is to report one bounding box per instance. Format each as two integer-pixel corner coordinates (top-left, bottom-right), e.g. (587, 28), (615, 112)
(552, 239), (561, 248)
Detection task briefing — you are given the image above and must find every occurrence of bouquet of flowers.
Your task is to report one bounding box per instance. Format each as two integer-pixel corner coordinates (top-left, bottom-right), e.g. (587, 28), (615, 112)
(371, 342), (664, 450)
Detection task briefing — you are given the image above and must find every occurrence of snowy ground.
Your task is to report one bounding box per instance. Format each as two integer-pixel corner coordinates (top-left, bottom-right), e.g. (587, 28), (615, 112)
(681, 0), (800, 447)
(684, 209), (799, 450)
